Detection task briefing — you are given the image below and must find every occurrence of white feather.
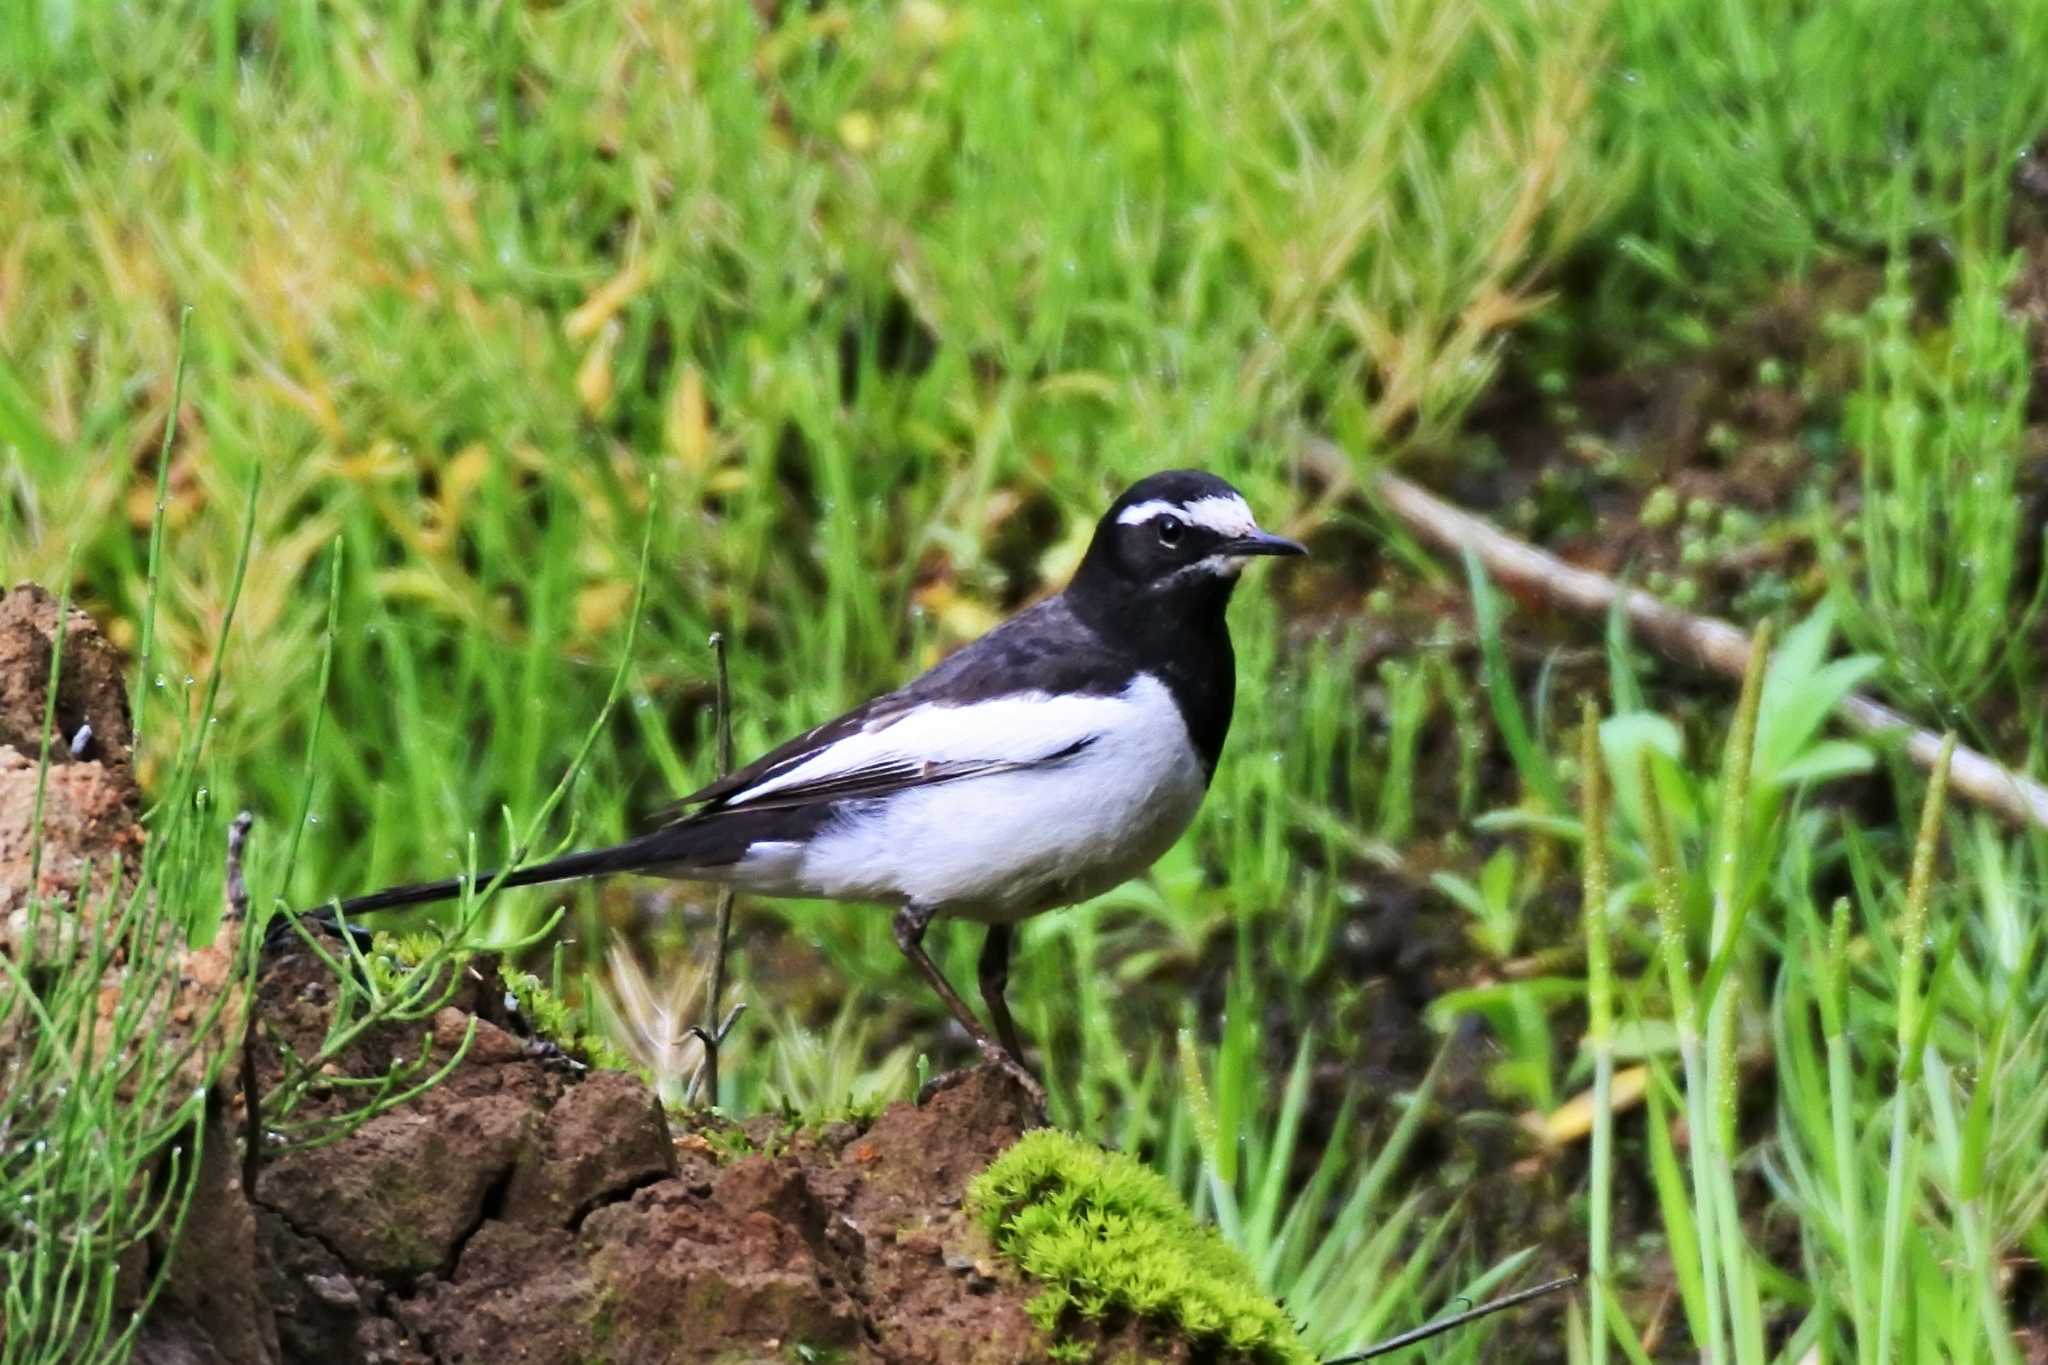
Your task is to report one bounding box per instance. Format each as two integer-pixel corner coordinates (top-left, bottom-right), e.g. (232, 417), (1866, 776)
(731, 691), (1127, 805)
(1115, 493), (1256, 537)
(1176, 552), (1251, 580)
(725, 675), (1209, 922)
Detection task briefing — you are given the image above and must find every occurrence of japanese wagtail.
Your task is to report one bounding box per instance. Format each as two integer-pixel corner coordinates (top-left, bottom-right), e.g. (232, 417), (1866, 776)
(327, 470), (1305, 1102)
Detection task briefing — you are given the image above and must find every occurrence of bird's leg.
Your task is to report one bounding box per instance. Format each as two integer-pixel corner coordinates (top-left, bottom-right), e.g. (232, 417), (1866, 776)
(977, 924), (1027, 1065)
(894, 902), (1045, 1111)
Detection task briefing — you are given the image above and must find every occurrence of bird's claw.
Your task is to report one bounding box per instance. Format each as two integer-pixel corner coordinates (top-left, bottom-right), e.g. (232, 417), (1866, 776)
(916, 1045), (1047, 1121)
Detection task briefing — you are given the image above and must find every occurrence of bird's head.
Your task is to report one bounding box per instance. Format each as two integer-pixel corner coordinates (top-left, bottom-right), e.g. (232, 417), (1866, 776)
(1071, 470), (1306, 611)
(1064, 466), (1302, 626)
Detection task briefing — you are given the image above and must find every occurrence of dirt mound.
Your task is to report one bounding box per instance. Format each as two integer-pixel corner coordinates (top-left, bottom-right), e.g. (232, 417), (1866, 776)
(0, 584), (243, 1107)
(179, 942), (1105, 1365)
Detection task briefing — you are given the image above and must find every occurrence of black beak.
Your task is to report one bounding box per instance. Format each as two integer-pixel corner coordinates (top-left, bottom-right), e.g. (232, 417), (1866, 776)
(1226, 528), (1308, 557)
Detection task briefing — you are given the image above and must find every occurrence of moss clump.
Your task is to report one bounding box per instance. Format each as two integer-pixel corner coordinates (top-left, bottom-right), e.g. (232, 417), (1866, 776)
(362, 928), (449, 996)
(968, 1130), (1314, 1365)
(498, 965), (633, 1071)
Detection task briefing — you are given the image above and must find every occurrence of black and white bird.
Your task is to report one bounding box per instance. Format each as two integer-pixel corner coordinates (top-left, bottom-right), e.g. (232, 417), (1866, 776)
(328, 470), (1305, 1102)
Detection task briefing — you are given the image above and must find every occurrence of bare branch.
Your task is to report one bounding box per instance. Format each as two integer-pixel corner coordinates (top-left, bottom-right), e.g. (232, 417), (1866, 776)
(1361, 458), (2048, 832)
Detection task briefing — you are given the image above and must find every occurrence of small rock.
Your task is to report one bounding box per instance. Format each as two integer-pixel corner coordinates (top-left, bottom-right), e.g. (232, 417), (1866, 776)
(307, 1274), (360, 1309)
(502, 1069), (674, 1228)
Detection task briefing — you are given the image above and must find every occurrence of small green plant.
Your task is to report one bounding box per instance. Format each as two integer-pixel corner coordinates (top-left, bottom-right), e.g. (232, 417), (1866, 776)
(969, 1129), (1314, 1365)
(702, 1124), (785, 1165)
(1431, 844), (1531, 958)
(0, 761), (249, 1365)
(0, 356), (263, 1365)
(500, 965), (631, 1072)
(255, 510), (656, 1154)
(757, 992), (917, 1121)
(1833, 230), (2043, 707)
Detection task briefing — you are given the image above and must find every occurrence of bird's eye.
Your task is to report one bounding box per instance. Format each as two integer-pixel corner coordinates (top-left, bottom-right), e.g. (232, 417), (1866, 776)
(1156, 518), (1185, 547)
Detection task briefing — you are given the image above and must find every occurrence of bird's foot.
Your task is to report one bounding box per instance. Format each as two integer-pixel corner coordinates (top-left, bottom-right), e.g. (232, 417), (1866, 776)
(976, 1038), (1048, 1116)
(520, 1036), (588, 1075)
(917, 1044), (1047, 1121)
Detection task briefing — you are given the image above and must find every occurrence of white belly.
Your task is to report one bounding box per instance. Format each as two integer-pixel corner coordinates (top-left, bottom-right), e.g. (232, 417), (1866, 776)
(774, 674), (1210, 921)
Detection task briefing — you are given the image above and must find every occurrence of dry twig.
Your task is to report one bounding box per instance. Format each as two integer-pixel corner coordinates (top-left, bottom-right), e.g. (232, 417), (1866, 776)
(1351, 455), (2048, 831)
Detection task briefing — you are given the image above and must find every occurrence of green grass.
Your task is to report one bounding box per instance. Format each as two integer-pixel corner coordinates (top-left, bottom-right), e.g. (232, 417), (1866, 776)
(0, 0), (1604, 967)
(1580, 0), (2048, 343)
(5, 0), (2048, 1361)
(1464, 583), (2048, 1362)
(1831, 218), (2044, 712)
(0, 344), (252, 1365)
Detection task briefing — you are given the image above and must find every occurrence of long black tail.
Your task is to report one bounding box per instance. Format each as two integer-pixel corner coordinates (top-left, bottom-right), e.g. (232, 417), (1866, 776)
(328, 830), (685, 917)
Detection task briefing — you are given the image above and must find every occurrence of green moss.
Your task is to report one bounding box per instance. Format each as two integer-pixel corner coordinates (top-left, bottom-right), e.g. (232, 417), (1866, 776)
(586, 1285), (618, 1347)
(704, 1126), (773, 1163)
(498, 965), (634, 1071)
(361, 928), (451, 996)
(789, 1346), (852, 1364)
(968, 1131), (1314, 1365)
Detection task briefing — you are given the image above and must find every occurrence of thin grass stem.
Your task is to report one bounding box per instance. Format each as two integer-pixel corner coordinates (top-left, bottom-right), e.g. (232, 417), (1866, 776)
(1581, 699), (1616, 1365)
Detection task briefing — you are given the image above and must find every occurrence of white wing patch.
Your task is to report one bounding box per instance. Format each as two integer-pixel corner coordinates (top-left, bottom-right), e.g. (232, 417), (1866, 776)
(786, 673), (1210, 918)
(1115, 493), (1257, 537)
(727, 691), (1119, 807)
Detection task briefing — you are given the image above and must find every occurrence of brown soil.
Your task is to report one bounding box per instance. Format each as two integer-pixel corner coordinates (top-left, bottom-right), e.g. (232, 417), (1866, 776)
(0, 582), (144, 921)
(0, 584), (246, 1103)
(162, 940), (1243, 1365)
(220, 939), (1072, 1365)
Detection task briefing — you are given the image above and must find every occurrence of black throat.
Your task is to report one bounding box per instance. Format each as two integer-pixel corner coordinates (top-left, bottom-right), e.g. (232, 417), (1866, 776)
(1063, 551), (1239, 778)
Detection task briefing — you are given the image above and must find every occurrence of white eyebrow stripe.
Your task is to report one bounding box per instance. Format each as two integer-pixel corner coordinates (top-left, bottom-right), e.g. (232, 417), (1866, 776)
(1115, 493), (1257, 535)
(1116, 499), (1189, 527)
